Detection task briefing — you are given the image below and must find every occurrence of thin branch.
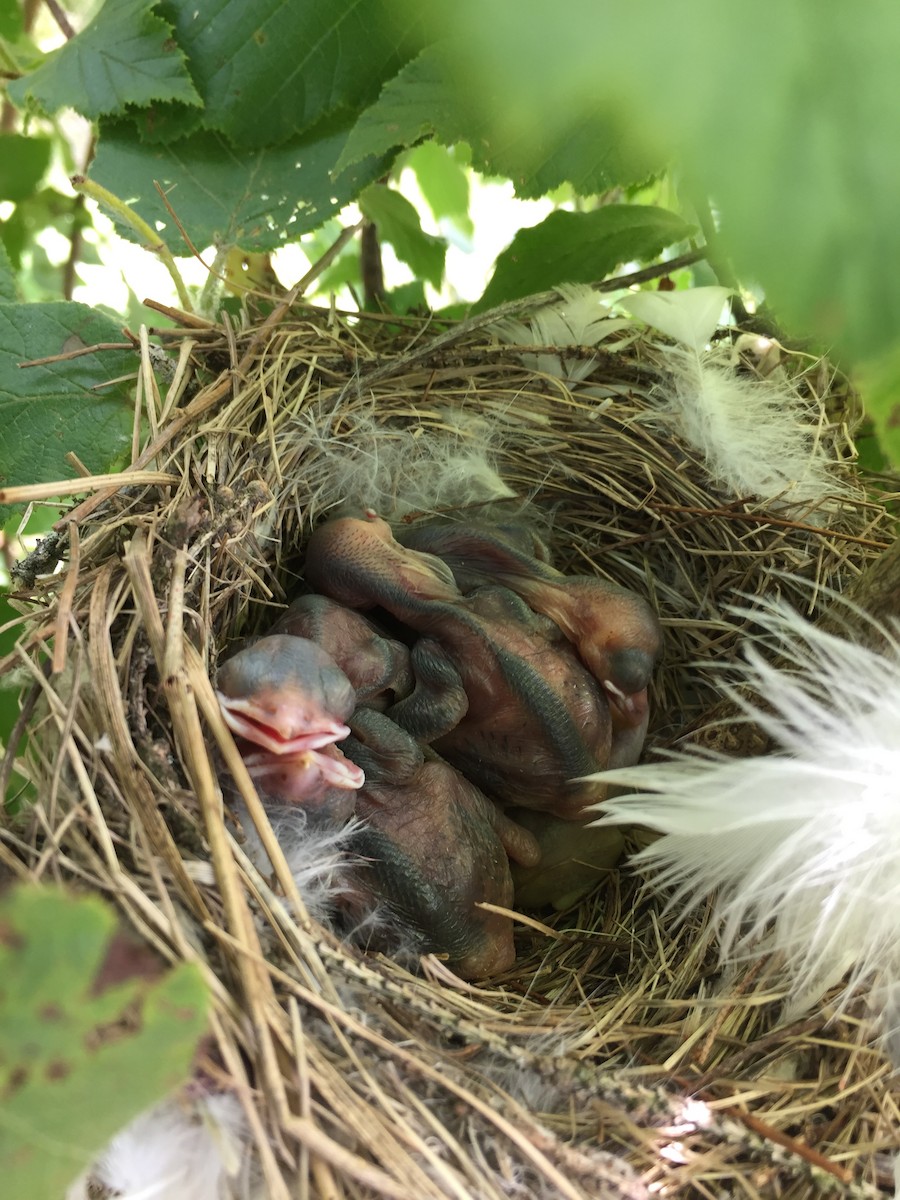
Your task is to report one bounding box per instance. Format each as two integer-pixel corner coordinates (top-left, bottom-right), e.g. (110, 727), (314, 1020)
(43, 0), (76, 39)
(293, 219), (363, 297)
(361, 218), (385, 307)
(19, 340), (137, 367)
(71, 174), (194, 312)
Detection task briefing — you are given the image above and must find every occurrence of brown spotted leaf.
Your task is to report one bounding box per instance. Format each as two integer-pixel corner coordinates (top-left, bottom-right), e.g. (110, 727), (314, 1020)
(0, 886), (208, 1196)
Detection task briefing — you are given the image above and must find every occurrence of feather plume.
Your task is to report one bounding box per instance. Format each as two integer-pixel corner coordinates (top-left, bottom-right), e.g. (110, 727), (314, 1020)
(287, 401), (516, 521)
(495, 283), (634, 382)
(620, 288), (847, 509)
(234, 804), (434, 963)
(67, 1094), (252, 1200)
(234, 802), (359, 927)
(592, 597), (900, 1034)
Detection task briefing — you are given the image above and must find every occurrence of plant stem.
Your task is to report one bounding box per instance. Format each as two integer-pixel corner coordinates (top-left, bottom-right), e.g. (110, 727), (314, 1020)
(70, 174), (194, 313)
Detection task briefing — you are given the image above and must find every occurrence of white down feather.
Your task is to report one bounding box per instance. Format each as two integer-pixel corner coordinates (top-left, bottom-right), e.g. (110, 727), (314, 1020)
(621, 288), (847, 509)
(593, 597), (900, 1039)
(67, 1094), (252, 1200)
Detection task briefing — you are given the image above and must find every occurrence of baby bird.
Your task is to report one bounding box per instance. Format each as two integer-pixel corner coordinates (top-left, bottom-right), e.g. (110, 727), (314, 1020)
(304, 512), (611, 818)
(507, 809), (626, 911)
(215, 634), (364, 816)
(340, 708), (540, 978)
(397, 518), (661, 765)
(269, 593), (413, 710)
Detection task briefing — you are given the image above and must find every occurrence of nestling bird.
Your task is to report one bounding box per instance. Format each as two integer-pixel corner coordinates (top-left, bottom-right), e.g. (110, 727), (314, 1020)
(398, 518), (661, 762)
(215, 633), (364, 812)
(269, 593), (414, 710)
(340, 708), (540, 978)
(506, 808), (626, 911)
(304, 512), (611, 817)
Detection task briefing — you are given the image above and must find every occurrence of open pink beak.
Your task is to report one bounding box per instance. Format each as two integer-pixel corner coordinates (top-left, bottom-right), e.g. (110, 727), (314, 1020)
(244, 744), (364, 805)
(217, 689), (350, 755)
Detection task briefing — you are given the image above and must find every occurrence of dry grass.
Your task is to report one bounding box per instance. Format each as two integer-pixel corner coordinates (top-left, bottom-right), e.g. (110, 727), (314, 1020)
(2, 290), (898, 1198)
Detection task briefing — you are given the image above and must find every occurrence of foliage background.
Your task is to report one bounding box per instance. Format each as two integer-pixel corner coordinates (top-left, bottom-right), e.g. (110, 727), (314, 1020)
(4, 0), (900, 509)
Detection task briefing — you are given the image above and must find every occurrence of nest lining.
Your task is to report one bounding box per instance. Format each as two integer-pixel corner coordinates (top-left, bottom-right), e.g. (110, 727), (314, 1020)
(3, 295), (899, 1199)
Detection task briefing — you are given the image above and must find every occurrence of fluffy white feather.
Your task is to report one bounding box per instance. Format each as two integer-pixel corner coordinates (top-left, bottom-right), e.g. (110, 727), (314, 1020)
(288, 402), (515, 520)
(67, 1094), (251, 1200)
(593, 598), (900, 1031)
(620, 288), (846, 508)
(620, 287), (731, 353)
(496, 283), (634, 382)
(234, 804), (435, 963)
(234, 802), (359, 927)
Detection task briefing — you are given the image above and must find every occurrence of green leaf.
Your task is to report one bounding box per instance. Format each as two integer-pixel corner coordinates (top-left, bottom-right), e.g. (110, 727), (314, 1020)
(0, 0), (23, 42)
(1, 188), (85, 291)
(404, 141), (472, 236)
(7, 0), (202, 118)
(0, 589), (31, 806)
(314, 248), (363, 297)
(91, 115), (388, 252)
(133, 0), (425, 146)
(854, 422), (888, 475)
(858, 342), (900, 469)
(338, 45), (656, 198)
(437, 0), (900, 361)
(0, 885), (208, 1197)
(337, 47), (450, 170)
(508, 111), (659, 201)
(384, 279), (427, 314)
(0, 134), (52, 202)
(474, 205), (694, 313)
(359, 184), (446, 289)
(0, 303), (136, 522)
(0, 240), (16, 302)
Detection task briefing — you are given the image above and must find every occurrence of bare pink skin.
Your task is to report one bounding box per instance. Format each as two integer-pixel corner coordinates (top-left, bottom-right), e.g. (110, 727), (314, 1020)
(217, 635), (356, 751)
(216, 634), (362, 805)
(243, 745), (360, 821)
(508, 808), (626, 911)
(341, 709), (541, 977)
(305, 511), (461, 608)
(355, 763), (517, 977)
(397, 519), (661, 751)
(426, 586), (612, 817)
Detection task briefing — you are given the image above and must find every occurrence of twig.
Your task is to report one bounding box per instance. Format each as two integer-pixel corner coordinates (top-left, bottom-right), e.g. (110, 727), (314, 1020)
(361, 218), (385, 307)
(337, 247), (707, 401)
(19, 340), (137, 366)
(63, 452), (91, 477)
(293, 220), (363, 297)
(153, 178), (207, 268)
(62, 193), (85, 301)
(51, 522), (79, 674)
(647, 501), (891, 550)
(0, 470), (178, 505)
(141, 299), (220, 329)
(71, 175), (194, 312)
(43, 0), (75, 39)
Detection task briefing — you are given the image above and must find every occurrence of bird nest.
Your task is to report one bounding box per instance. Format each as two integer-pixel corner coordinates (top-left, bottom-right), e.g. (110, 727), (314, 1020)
(3, 287), (899, 1199)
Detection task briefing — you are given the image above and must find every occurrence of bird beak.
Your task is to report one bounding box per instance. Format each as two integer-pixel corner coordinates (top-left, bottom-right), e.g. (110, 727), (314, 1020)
(216, 690), (351, 755)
